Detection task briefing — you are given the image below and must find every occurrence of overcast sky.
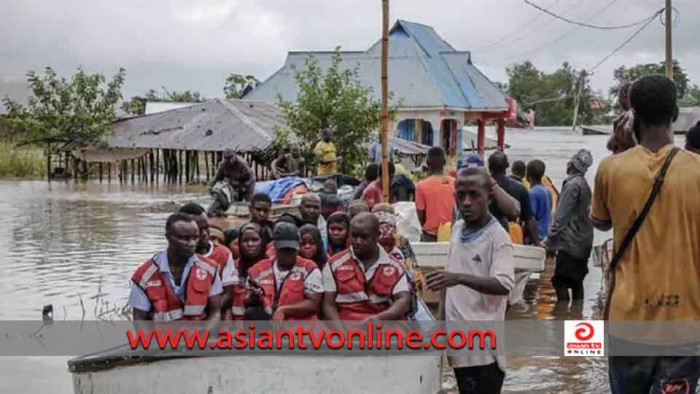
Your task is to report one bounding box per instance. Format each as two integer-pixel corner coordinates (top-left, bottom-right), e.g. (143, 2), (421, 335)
(1, 0), (697, 99)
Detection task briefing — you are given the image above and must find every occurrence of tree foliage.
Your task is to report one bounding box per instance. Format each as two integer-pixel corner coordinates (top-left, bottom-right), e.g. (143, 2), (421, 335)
(224, 73), (259, 99)
(506, 61), (608, 126)
(610, 60), (689, 98)
(120, 87), (203, 116)
(3, 67), (125, 145)
(277, 48), (394, 175)
(120, 96), (146, 116)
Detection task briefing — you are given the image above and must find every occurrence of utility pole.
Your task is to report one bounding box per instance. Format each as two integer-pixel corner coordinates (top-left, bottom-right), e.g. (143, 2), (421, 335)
(380, 0), (390, 202)
(665, 0), (673, 80)
(572, 70), (586, 131)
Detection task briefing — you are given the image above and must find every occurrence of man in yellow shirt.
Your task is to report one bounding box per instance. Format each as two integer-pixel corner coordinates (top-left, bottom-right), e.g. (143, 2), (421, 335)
(591, 76), (700, 394)
(314, 129), (338, 175)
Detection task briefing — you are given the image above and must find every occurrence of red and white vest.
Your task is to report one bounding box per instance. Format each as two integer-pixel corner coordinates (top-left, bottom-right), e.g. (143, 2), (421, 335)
(199, 242), (232, 275)
(131, 253), (218, 321)
(328, 249), (406, 321)
(247, 257), (320, 321)
(230, 259), (247, 321)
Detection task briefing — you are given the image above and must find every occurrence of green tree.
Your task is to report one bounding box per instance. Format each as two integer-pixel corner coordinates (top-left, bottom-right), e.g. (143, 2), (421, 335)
(610, 60), (689, 98)
(3, 67), (125, 145)
(120, 96), (146, 116)
(224, 74), (259, 99)
(277, 48), (394, 175)
(507, 61), (606, 126)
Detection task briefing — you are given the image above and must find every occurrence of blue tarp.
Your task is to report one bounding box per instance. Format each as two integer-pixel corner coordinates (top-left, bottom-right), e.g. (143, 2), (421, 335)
(254, 177), (307, 202)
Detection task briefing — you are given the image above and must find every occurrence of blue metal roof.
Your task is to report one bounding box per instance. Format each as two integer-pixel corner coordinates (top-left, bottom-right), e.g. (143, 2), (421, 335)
(246, 20), (508, 111)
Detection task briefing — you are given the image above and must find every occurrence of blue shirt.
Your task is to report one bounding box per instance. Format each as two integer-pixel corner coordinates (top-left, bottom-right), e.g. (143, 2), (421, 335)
(369, 142), (395, 164)
(128, 251), (223, 313)
(529, 184), (552, 241)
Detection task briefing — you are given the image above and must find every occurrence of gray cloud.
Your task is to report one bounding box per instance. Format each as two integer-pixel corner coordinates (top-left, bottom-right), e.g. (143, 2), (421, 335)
(1, 0), (697, 98)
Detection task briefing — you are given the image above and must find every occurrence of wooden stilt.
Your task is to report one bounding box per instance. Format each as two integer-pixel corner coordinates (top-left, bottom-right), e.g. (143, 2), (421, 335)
(108, 163), (112, 183)
(205, 151), (210, 183)
(99, 163), (103, 183)
(195, 151), (200, 183)
(149, 150), (155, 183)
(178, 150), (183, 184)
(130, 159), (135, 183)
(185, 151), (190, 184)
(155, 149), (160, 183)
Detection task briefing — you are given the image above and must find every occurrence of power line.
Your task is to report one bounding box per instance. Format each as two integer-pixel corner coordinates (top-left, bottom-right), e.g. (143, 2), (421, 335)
(521, 0), (662, 30)
(474, 0), (564, 51)
(501, 0), (620, 62)
(588, 9), (663, 72)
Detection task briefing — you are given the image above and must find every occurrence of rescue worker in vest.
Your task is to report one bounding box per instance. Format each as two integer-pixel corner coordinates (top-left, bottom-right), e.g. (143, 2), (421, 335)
(322, 212), (411, 322)
(178, 203), (234, 274)
(129, 213), (222, 321)
(246, 222), (324, 321)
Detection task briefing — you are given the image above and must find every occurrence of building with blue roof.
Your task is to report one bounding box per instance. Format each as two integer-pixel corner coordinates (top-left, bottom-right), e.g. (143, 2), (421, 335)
(246, 20), (514, 156)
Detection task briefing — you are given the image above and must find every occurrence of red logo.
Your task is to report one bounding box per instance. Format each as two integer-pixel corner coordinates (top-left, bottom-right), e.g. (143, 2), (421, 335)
(574, 322), (595, 341)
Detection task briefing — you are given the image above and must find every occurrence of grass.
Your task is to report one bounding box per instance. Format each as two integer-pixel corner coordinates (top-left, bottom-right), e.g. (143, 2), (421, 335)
(0, 137), (46, 179)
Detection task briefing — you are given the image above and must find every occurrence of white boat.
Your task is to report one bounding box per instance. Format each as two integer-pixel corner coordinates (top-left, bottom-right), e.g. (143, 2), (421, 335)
(69, 345), (443, 394)
(413, 242), (546, 305)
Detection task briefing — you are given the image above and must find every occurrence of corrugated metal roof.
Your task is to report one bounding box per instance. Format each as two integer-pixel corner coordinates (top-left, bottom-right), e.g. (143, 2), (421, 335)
(246, 20), (509, 111)
(106, 99), (285, 152)
(390, 137), (430, 156)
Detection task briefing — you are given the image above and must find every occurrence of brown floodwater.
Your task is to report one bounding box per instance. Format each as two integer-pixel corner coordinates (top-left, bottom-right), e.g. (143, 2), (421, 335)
(1, 130), (684, 393)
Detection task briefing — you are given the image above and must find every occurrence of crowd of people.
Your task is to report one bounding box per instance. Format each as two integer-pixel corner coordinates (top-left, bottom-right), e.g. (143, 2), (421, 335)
(128, 75), (700, 394)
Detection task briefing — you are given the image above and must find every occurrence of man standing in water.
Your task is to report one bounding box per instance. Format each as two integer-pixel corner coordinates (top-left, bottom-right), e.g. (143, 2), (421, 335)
(592, 76), (700, 393)
(427, 167), (514, 393)
(544, 150), (593, 301)
(129, 213), (222, 321)
(488, 151), (540, 246)
(211, 149), (256, 202)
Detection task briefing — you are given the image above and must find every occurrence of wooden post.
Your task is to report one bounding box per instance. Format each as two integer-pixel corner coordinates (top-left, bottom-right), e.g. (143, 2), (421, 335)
(380, 0), (390, 203)
(150, 150), (155, 183)
(195, 151), (200, 183)
(205, 151), (210, 183)
(178, 150), (183, 184)
(185, 150), (191, 184)
(130, 159), (135, 183)
(155, 149), (160, 183)
(107, 163), (111, 183)
(99, 163), (103, 183)
(665, 0), (673, 80)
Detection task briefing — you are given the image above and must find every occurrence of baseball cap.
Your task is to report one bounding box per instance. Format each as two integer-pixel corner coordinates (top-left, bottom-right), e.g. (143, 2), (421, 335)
(274, 222), (300, 250)
(457, 153), (484, 169)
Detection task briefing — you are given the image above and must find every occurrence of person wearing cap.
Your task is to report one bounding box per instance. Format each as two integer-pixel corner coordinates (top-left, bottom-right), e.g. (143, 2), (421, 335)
(323, 212), (411, 321)
(246, 222), (324, 320)
(543, 149), (594, 301)
(211, 149), (256, 202)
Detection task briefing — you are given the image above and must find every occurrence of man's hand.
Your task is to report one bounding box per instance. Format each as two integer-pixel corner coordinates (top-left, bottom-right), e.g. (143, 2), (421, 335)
(425, 271), (462, 292)
(272, 307), (286, 322)
(244, 286), (264, 306)
(360, 315), (379, 325)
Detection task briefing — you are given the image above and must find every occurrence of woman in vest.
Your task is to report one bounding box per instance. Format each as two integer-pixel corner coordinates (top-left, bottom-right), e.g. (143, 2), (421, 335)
(327, 212), (350, 257)
(221, 222), (268, 320)
(299, 224), (328, 270)
(247, 223), (324, 321)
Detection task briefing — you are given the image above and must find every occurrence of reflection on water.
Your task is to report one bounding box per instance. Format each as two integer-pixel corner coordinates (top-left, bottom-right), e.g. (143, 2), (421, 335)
(1, 129), (681, 392)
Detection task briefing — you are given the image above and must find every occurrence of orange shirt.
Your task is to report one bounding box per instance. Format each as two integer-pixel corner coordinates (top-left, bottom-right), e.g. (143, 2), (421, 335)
(415, 175), (455, 234)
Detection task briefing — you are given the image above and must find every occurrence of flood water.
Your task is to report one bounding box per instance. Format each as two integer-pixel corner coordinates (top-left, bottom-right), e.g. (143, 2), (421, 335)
(0, 129), (686, 393)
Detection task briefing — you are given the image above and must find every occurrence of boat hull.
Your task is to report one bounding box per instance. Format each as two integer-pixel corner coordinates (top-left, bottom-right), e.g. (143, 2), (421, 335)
(72, 354), (443, 394)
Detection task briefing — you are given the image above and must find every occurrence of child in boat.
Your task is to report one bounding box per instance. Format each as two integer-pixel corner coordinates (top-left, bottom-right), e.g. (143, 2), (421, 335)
(426, 167), (514, 394)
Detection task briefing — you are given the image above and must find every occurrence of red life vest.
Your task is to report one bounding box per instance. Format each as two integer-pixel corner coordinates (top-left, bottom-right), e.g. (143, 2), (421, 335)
(199, 242), (232, 274)
(247, 257), (320, 321)
(328, 249), (406, 321)
(230, 259), (246, 321)
(131, 253), (218, 321)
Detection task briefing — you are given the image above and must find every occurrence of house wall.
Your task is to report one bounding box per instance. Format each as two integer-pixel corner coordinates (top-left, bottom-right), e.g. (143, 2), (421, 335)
(394, 109), (464, 155)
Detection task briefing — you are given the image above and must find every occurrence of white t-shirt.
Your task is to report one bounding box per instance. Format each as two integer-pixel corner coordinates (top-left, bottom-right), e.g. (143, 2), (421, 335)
(322, 247), (410, 295)
(445, 218), (514, 369)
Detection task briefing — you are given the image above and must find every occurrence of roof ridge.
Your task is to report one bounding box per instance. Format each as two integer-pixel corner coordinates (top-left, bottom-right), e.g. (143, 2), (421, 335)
(216, 99), (272, 142)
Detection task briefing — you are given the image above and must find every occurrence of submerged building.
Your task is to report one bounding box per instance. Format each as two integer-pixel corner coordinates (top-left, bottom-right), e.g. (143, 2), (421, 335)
(246, 20), (514, 155)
